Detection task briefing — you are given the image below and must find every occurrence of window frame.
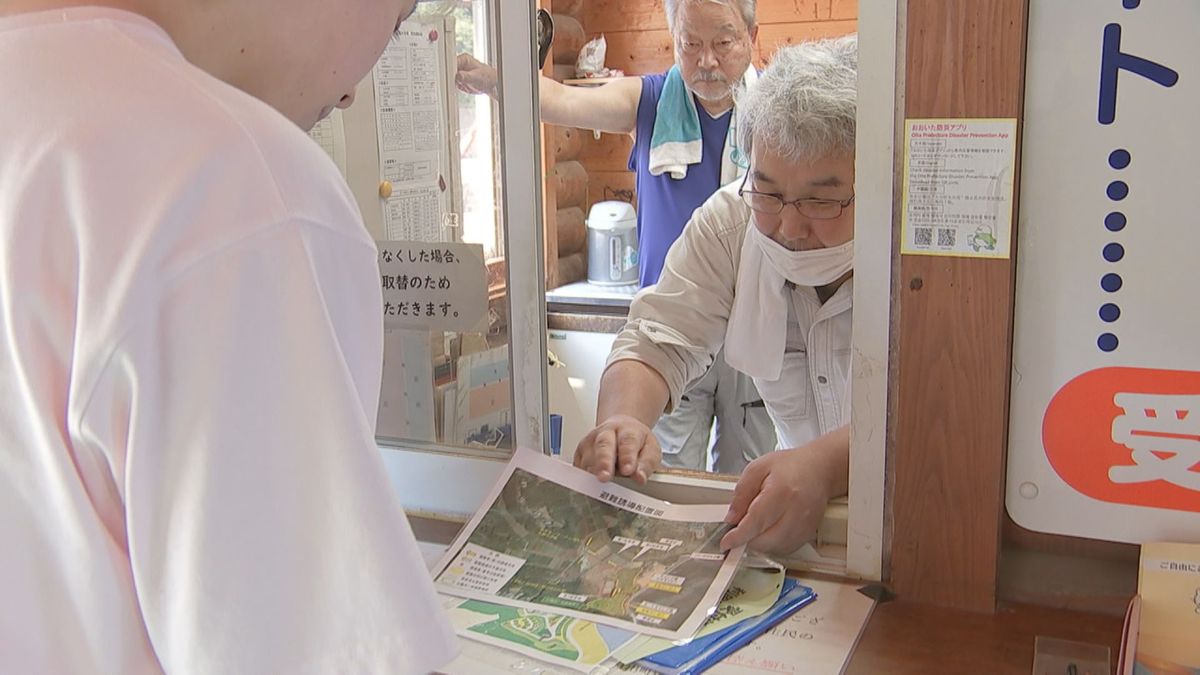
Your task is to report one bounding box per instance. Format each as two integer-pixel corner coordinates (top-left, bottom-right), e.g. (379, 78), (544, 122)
(382, 0), (896, 584)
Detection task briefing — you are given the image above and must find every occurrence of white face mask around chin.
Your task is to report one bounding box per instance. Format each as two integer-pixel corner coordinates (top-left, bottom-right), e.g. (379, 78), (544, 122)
(747, 220), (854, 288)
(725, 221), (855, 380)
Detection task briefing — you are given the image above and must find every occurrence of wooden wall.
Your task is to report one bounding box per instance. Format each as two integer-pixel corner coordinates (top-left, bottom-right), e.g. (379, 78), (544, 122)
(573, 0), (859, 235)
(542, 0), (591, 287)
(584, 0), (856, 75)
(889, 0), (1028, 613)
(890, 0), (1142, 617)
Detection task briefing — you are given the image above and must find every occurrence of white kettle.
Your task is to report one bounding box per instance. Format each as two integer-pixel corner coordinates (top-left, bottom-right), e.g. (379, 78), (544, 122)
(586, 200), (639, 286)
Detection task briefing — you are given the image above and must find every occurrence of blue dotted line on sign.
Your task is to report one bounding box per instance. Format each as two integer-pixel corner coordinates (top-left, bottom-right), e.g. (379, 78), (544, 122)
(1096, 0), (1141, 350)
(1099, 146), (1130, 353)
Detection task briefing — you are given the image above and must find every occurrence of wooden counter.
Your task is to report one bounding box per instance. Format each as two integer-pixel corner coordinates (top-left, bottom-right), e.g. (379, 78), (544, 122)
(845, 600), (1125, 675)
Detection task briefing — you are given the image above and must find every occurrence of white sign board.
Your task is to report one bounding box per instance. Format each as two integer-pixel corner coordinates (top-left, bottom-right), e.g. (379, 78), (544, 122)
(901, 118), (1016, 258)
(1008, 0), (1199, 543)
(379, 241), (487, 333)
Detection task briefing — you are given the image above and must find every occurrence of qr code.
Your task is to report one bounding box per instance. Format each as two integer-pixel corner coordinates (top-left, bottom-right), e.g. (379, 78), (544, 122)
(937, 228), (956, 247)
(914, 227), (933, 247)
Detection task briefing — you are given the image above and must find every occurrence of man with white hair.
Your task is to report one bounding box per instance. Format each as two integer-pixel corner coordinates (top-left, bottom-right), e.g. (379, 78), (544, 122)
(458, 0), (777, 475)
(573, 36), (859, 556)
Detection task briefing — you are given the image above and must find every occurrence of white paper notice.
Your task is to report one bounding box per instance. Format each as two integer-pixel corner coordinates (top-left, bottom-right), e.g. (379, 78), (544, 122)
(374, 22), (450, 242)
(901, 118), (1017, 258)
(711, 576), (876, 675)
(378, 240), (487, 332)
(439, 544), (526, 594)
(377, 328), (435, 442)
(307, 108), (348, 178)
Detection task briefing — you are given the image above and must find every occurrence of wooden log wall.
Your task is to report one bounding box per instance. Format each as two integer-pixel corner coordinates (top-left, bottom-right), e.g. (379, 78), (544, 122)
(576, 0), (859, 216)
(540, 1), (557, 289)
(542, 0), (593, 287)
(544, 1), (858, 288)
(583, 0), (857, 75)
(552, 14), (587, 65)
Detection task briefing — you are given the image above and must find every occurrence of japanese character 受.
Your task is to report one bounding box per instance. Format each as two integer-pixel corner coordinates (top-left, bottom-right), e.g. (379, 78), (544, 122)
(1109, 393), (1200, 492)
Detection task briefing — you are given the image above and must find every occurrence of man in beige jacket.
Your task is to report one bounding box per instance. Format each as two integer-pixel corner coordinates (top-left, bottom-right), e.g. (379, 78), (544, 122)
(574, 37), (858, 556)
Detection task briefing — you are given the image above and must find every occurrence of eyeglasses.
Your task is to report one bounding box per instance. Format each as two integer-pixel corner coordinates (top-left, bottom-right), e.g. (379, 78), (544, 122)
(676, 34), (746, 59)
(738, 175), (855, 220)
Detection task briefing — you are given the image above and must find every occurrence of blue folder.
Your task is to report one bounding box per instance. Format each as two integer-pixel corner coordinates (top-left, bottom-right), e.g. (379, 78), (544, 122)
(637, 577), (818, 675)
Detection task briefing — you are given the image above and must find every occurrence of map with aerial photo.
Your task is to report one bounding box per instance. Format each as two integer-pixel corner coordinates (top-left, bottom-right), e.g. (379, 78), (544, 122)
(433, 449), (744, 640)
(444, 596), (636, 672)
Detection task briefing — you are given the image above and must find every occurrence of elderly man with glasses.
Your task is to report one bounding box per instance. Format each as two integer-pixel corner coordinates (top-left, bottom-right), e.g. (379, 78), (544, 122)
(573, 36), (859, 556)
(458, 0), (778, 475)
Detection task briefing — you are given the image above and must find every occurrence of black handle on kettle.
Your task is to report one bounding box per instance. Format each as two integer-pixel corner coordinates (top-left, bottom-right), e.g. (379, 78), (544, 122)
(536, 9), (554, 69)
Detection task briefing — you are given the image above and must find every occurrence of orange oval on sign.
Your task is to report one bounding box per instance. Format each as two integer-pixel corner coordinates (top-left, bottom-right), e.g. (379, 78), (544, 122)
(1043, 367), (1200, 513)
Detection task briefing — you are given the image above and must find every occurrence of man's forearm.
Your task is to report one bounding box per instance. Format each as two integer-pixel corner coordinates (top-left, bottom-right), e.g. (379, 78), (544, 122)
(538, 75), (639, 134)
(539, 75), (572, 126)
(799, 424), (850, 499)
(595, 360), (670, 429)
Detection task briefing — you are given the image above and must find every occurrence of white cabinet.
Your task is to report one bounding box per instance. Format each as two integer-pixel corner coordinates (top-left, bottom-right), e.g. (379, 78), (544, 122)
(547, 328), (618, 460)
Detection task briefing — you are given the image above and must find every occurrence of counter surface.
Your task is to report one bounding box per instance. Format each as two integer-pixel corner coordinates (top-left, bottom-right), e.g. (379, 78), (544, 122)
(845, 599), (1125, 674)
(546, 280), (636, 316)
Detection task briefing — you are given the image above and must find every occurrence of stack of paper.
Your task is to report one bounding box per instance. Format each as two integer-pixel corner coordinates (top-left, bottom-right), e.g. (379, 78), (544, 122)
(620, 577), (817, 674)
(1127, 542), (1200, 673)
(429, 449), (823, 674)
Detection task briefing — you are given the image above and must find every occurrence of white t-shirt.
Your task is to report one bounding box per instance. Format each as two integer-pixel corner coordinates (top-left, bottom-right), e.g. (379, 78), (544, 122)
(0, 8), (456, 674)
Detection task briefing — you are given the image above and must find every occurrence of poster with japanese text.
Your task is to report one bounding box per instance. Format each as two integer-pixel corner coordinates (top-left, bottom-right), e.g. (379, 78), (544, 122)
(379, 240), (487, 333)
(1007, 0), (1199, 543)
(901, 118), (1016, 258)
(372, 18), (460, 242)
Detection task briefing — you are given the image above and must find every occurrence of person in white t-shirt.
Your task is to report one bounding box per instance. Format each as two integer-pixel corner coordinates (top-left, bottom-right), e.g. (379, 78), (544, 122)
(573, 37), (858, 556)
(0, 1), (458, 673)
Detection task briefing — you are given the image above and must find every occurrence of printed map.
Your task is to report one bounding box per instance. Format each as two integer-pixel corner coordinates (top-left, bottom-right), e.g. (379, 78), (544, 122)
(446, 597), (635, 671)
(437, 468), (731, 634)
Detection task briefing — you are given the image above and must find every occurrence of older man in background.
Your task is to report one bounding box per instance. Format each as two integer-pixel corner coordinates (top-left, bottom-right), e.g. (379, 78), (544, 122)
(574, 36), (859, 556)
(459, 0), (777, 474)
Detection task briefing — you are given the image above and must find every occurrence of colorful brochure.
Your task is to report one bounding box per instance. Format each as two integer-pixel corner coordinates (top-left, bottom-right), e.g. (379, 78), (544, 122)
(431, 448), (745, 640)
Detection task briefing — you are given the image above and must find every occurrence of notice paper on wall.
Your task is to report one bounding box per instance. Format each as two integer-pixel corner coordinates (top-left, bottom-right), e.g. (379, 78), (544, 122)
(452, 344), (510, 447)
(900, 118), (1016, 259)
(307, 108), (348, 178)
(373, 19), (455, 242)
(379, 240), (487, 333)
(376, 328), (436, 442)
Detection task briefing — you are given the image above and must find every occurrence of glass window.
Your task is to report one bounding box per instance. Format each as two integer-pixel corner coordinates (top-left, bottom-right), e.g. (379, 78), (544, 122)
(447, 0), (503, 260)
(324, 0), (545, 458)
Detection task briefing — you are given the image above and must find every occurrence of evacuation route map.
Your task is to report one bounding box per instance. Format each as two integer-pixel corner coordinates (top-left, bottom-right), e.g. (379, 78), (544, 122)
(433, 450), (741, 640)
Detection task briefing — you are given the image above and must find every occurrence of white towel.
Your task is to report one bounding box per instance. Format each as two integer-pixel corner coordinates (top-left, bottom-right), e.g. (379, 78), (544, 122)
(648, 64), (756, 184)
